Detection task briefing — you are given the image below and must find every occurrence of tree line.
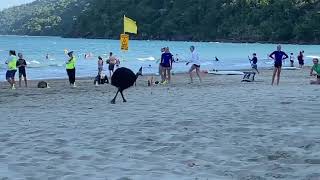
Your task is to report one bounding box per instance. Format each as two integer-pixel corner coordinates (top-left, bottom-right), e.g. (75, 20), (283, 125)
(0, 0), (319, 44)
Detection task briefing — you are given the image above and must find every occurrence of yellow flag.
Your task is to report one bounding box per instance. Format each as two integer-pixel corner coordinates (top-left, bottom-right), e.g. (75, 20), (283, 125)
(124, 16), (137, 34)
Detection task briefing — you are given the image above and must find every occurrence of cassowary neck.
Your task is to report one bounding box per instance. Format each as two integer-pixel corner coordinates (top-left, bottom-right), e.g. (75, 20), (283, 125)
(135, 74), (139, 81)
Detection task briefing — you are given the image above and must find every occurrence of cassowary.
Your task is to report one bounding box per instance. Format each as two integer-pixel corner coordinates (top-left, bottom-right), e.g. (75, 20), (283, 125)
(111, 67), (142, 104)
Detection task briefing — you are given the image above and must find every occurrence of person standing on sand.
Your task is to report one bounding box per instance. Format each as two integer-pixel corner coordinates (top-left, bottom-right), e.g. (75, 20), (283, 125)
(298, 51), (304, 68)
(290, 53), (295, 67)
(249, 53), (259, 74)
(5, 50), (18, 89)
(107, 52), (117, 78)
(161, 47), (173, 84)
(159, 47), (165, 82)
(16, 53), (28, 87)
(98, 56), (104, 74)
(186, 46), (202, 83)
(269, 45), (288, 86)
(310, 58), (320, 85)
(66, 51), (77, 87)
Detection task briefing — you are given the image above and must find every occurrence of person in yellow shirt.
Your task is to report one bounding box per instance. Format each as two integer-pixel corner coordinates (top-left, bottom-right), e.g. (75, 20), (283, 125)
(66, 51), (77, 87)
(5, 50), (18, 89)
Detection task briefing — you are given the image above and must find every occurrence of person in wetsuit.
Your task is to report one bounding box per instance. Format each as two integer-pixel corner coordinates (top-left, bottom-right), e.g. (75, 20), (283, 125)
(269, 45), (288, 86)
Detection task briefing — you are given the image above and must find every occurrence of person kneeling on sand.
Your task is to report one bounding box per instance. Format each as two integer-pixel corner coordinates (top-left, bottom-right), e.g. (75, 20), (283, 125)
(94, 71), (109, 86)
(310, 58), (320, 85)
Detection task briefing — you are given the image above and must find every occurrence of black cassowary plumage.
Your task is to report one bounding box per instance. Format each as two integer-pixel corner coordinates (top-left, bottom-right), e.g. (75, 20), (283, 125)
(110, 67), (142, 104)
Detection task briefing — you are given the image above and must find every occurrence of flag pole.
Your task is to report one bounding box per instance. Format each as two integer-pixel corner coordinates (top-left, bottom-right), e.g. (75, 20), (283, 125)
(123, 15), (125, 34)
(122, 15), (126, 63)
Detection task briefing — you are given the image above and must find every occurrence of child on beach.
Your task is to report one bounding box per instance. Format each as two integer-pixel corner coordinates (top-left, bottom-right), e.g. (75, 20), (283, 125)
(310, 58), (320, 85)
(143, 65), (154, 86)
(5, 50), (18, 89)
(66, 51), (77, 87)
(115, 58), (120, 69)
(249, 53), (259, 74)
(290, 53), (295, 67)
(16, 53), (28, 87)
(269, 45), (289, 86)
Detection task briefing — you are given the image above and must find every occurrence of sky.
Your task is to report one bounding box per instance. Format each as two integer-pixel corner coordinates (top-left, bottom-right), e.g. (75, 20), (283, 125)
(0, 0), (34, 10)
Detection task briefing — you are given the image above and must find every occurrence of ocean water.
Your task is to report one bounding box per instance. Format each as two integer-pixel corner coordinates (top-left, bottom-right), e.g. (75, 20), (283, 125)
(0, 35), (319, 80)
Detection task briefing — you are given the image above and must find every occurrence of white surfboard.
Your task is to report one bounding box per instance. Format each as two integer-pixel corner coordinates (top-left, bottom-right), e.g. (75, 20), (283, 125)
(282, 67), (301, 70)
(208, 70), (244, 75)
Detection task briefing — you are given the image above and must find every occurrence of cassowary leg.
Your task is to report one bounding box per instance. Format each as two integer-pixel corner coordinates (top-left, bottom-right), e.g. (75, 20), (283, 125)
(120, 90), (127, 102)
(111, 89), (120, 104)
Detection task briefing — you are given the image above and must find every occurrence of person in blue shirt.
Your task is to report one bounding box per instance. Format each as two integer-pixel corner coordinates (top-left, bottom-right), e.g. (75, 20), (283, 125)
(269, 45), (289, 86)
(161, 47), (173, 84)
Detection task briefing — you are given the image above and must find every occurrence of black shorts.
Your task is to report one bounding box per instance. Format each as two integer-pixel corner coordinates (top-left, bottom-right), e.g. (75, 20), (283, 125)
(193, 64), (200, 68)
(274, 61), (282, 68)
(19, 68), (26, 78)
(162, 63), (171, 68)
(109, 64), (115, 71)
(298, 60), (304, 65)
(6, 70), (17, 80)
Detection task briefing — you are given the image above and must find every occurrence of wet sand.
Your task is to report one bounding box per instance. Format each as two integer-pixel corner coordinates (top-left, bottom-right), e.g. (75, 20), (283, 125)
(0, 68), (319, 180)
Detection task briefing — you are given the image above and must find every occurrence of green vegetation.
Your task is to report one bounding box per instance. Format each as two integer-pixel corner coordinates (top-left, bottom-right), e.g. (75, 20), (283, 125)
(0, 0), (88, 36)
(0, 0), (319, 43)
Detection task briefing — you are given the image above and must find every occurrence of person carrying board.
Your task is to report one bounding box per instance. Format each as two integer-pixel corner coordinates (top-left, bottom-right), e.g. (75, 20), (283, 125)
(249, 53), (259, 74)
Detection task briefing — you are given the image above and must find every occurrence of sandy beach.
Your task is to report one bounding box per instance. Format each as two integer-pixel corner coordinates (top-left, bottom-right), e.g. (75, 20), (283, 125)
(0, 68), (319, 180)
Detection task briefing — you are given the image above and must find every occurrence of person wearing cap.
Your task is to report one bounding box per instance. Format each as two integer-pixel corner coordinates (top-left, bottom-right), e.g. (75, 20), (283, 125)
(16, 53), (28, 87)
(5, 50), (18, 89)
(66, 51), (77, 87)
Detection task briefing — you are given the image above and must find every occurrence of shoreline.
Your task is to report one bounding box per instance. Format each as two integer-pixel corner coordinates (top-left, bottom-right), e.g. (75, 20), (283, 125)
(0, 67), (315, 89)
(0, 66), (312, 83)
(1, 34), (320, 45)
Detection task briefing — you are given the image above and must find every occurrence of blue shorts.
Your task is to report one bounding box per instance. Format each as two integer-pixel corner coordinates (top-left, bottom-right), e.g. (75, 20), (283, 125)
(251, 64), (257, 69)
(6, 70), (17, 80)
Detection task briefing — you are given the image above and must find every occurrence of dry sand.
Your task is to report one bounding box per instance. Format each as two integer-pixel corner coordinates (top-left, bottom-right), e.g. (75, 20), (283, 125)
(0, 68), (319, 180)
